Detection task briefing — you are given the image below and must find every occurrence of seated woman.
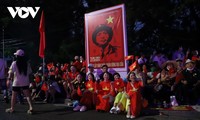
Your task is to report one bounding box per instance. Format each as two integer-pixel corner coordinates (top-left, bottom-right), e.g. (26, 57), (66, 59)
(125, 71), (144, 119)
(73, 73), (97, 112)
(145, 63), (161, 106)
(62, 65), (79, 99)
(109, 72), (126, 114)
(96, 72), (115, 112)
(157, 61), (177, 106)
(71, 73), (85, 109)
(43, 75), (61, 103)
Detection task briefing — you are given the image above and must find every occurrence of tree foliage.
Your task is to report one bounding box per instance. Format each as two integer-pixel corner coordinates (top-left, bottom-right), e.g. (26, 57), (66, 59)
(0, 0), (200, 64)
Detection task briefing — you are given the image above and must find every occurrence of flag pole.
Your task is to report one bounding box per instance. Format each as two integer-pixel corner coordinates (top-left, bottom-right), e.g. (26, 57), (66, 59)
(43, 57), (45, 77)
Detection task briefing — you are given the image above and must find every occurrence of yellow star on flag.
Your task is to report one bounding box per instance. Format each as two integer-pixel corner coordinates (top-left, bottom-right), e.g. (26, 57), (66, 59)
(106, 16), (114, 24)
(103, 86), (109, 90)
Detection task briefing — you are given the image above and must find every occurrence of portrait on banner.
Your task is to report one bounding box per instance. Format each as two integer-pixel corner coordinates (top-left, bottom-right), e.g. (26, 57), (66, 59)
(85, 5), (126, 68)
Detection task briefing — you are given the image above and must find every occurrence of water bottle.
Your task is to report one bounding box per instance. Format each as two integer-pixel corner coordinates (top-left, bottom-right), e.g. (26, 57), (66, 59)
(163, 101), (167, 108)
(170, 95), (178, 107)
(170, 96), (174, 106)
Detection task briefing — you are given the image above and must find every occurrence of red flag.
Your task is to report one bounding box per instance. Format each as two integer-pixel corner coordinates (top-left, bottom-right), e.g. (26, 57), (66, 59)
(77, 86), (82, 96)
(125, 55), (134, 60)
(129, 61), (137, 71)
(47, 62), (54, 70)
(41, 82), (48, 91)
(39, 11), (45, 58)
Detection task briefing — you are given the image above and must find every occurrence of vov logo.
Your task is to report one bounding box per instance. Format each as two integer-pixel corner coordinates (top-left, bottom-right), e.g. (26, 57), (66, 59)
(7, 7), (40, 19)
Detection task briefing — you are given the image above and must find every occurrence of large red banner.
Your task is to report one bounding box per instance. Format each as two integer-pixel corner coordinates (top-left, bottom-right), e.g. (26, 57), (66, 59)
(85, 4), (127, 69)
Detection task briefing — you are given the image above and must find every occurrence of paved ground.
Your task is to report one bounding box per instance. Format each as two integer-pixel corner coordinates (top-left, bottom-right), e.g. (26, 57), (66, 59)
(1, 94), (200, 120)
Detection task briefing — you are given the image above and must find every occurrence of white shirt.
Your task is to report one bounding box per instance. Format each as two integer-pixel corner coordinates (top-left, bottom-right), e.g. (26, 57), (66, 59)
(0, 58), (7, 79)
(8, 61), (32, 87)
(138, 57), (147, 65)
(152, 55), (168, 68)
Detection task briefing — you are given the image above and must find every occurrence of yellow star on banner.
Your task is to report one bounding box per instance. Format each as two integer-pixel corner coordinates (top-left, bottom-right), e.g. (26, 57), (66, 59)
(106, 16), (114, 24)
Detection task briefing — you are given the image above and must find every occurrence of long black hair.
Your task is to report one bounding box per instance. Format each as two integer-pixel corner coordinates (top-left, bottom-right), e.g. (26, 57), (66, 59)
(16, 56), (27, 76)
(87, 73), (95, 82)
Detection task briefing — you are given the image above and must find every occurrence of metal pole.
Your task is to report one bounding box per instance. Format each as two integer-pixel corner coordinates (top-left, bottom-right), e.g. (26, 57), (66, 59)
(43, 57), (45, 76)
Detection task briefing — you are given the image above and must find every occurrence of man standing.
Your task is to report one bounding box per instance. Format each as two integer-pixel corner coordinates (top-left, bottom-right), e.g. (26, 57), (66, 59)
(99, 64), (114, 81)
(86, 64), (100, 81)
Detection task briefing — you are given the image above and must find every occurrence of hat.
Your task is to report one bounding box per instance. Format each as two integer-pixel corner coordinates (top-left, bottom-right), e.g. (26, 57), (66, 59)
(176, 58), (183, 62)
(185, 59), (195, 64)
(161, 60), (177, 69)
(74, 56), (79, 60)
(88, 64), (94, 68)
(14, 49), (24, 56)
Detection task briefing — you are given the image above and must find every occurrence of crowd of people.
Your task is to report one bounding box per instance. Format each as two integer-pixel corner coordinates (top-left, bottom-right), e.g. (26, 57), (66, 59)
(1, 46), (200, 118)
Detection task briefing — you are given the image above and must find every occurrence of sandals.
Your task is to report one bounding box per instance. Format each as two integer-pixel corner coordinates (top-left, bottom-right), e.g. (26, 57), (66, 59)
(27, 110), (33, 115)
(5, 108), (14, 113)
(126, 114), (135, 119)
(6, 108), (33, 114)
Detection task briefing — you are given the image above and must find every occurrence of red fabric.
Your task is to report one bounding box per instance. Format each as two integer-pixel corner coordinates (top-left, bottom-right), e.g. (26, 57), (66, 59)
(68, 72), (79, 80)
(143, 67), (148, 74)
(175, 73), (184, 84)
(142, 98), (148, 108)
(125, 55), (134, 60)
(169, 68), (176, 75)
(85, 5), (125, 68)
(35, 76), (41, 83)
(80, 91), (96, 109)
(47, 63), (53, 71)
(126, 81), (143, 117)
(72, 60), (82, 71)
(82, 60), (86, 67)
(153, 71), (159, 78)
(77, 86), (82, 96)
(39, 11), (45, 58)
(129, 61), (138, 71)
(41, 82), (48, 91)
(62, 73), (68, 80)
(96, 80), (114, 111)
(85, 80), (95, 91)
(113, 78), (125, 92)
(192, 56), (198, 61)
(61, 63), (68, 71)
(80, 80), (97, 109)
(49, 69), (55, 76)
